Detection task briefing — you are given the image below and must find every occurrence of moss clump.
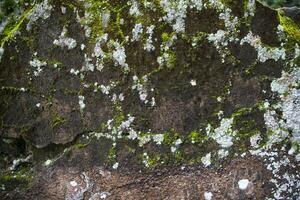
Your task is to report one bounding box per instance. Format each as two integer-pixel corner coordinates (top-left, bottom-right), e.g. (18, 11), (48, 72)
(0, 165), (34, 192)
(278, 10), (300, 43)
(75, 143), (88, 149)
(51, 113), (66, 129)
(108, 145), (116, 162)
(113, 103), (125, 126)
(162, 130), (180, 146)
(188, 131), (208, 144)
(0, 7), (33, 47)
(141, 152), (161, 169)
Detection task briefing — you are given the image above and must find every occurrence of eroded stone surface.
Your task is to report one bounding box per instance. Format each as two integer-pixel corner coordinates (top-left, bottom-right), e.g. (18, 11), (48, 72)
(0, 0), (300, 199)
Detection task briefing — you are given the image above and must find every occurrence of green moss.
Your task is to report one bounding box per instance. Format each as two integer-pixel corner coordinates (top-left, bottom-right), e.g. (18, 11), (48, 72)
(166, 51), (176, 69)
(162, 130), (179, 146)
(190, 31), (208, 44)
(278, 10), (300, 43)
(161, 32), (171, 42)
(141, 152), (161, 168)
(75, 143), (88, 149)
(48, 60), (63, 68)
(188, 131), (208, 143)
(51, 113), (66, 129)
(1, 86), (24, 94)
(108, 145), (116, 161)
(0, 7), (33, 47)
(96, 122), (107, 132)
(113, 103), (125, 126)
(79, 0), (129, 43)
(232, 107), (254, 118)
(0, 165), (34, 191)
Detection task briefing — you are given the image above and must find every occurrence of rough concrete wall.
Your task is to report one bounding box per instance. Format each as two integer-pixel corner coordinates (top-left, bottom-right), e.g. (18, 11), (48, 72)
(0, 0), (300, 199)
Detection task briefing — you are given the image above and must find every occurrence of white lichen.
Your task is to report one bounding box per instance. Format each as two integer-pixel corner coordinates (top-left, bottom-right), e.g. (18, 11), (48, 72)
(132, 23), (143, 42)
(29, 58), (47, 76)
(44, 159), (52, 166)
(78, 95), (86, 112)
(66, 173), (92, 200)
(132, 75), (150, 104)
(10, 155), (32, 171)
(112, 41), (128, 70)
(208, 29), (226, 44)
(240, 32), (286, 62)
(112, 162), (119, 169)
(27, 0), (53, 30)
(210, 118), (236, 148)
(129, 0), (141, 17)
(61, 6), (66, 14)
(93, 34), (108, 65)
(153, 134), (164, 145)
(201, 152), (211, 167)
(53, 26), (77, 50)
(81, 54), (95, 72)
(160, 0), (188, 33)
(144, 25), (155, 52)
(264, 68), (300, 150)
(244, 0), (256, 18)
(250, 134), (261, 148)
(70, 68), (80, 76)
(218, 149), (229, 158)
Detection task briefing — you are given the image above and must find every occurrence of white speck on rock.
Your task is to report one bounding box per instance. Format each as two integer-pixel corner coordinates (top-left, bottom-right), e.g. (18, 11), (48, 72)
(70, 181), (78, 187)
(112, 41), (128, 69)
(112, 162), (119, 169)
(81, 44), (85, 50)
(70, 68), (80, 75)
(238, 179), (250, 190)
(218, 149), (229, 158)
(61, 6), (66, 14)
(171, 146), (177, 153)
(201, 153), (211, 167)
(190, 79), (196, 86)
(44, 159), (52, 166)
(204, 192), (213, 200)
(174, 138), (182, 146)
(78, 95), (85, 112)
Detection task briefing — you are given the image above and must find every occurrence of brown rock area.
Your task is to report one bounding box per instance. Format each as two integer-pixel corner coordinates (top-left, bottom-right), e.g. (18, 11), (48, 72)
(0, 0), (300, 199)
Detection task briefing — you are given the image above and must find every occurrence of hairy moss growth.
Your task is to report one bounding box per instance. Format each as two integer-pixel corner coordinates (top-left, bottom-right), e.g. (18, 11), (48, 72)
(0, 165), (34, 192)
(0, 7), (33, 47)
(278, 10), (300, 43)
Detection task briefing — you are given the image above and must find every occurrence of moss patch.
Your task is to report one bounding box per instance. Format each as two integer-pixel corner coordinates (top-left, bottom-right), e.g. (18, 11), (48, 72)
(278, 10), (300, 43)
(0, 7), (33, 47)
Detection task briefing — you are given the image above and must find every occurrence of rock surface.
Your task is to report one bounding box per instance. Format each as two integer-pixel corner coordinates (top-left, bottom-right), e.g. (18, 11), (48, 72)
(0, 0), (300, 199)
